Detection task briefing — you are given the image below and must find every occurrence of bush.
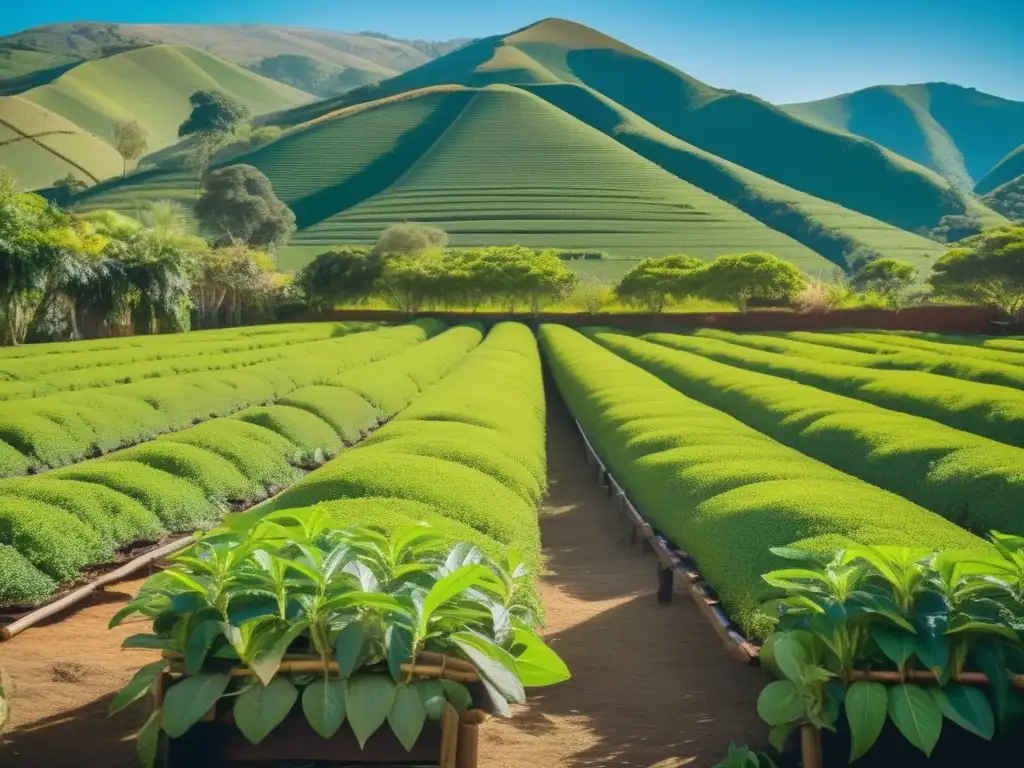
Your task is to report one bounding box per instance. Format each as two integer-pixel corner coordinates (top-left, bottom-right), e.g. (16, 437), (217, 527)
(929, 225), (1024, 318)
(297, 247), (382, 310)
(371, 222), (448, 259)
(541, 324), (986, 637)
(0, 544), (56, 605)
(278, 386), (380, 444)
(696, 252), (807, 313)
(591, 330), (1024, 537)
(568, 279), (614, 314)
(614, 255), (704, 312)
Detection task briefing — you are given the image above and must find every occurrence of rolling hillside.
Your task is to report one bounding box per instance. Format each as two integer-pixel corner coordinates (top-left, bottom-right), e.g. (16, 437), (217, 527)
(273, 18), (996, 238)
(976, 143), (1024, 195)
(77, 84), (836, 273)
(982, 176), (1024, 222)
(0, 45), (311, 190)
(784, 83), (1024, 190)
(0, 23), (468, 96)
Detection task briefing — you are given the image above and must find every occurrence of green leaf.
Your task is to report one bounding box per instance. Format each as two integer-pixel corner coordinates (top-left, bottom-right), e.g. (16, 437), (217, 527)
(439, 679), (472, 713)
(389, 684), (427, 751)
(184, 620), (224, 675)
(946, 620), (1021, 643)
(302, 679), (347, 739)
(122, 634), (171, 650)
(109, 660), (168, 717)
(163, 569), (212, 597)
(335, 620), (367, 678)
(871, 625), (916, 669)
(845, 681), (887, 761)
(416, 680), (447, 721)
(509, 628), (570, 687)
(931, 685), (995, 740)
(137, 708), (162, 768)
(161, 673), (230, 738)
(769, 722), (796, 753)
(887, 684), (942, 757)
(249, 620), (310, 686)
(345, 674), (396, 748)
(453, 633), (525, 705)
(420, 565), (502, 635)
(756, 680), (805, 727)
(771, 635), (808, 684)
(386, 624), (414, 682)
(234, 677), (298, 745)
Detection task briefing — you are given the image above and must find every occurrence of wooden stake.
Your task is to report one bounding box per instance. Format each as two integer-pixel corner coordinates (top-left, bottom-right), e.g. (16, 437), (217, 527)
(166, 660), (479, 683)
(800, 725), (822, 768)
(440, 702), (460, 768)
(846, 669), (1024, 690)
(1, 537), (193, 641)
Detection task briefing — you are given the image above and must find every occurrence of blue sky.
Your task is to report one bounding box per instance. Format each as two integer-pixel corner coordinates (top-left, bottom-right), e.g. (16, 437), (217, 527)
(3, 0), (1022, 103)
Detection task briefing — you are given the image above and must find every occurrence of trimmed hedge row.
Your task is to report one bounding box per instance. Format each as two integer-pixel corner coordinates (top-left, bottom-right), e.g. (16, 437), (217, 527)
(0, 321), (444, 478)
(591, 330), (1024, 537)
(691, 328), (1024, 391)
(849, 331), (1024, 366)
(644, 332), (1024, 446)
(0, 324), (483, 605)
(540, 324), (985, 638)
(230, 322), (546, 575)
(870, 330), (1024, 353)
(780, 330), (1024, 369)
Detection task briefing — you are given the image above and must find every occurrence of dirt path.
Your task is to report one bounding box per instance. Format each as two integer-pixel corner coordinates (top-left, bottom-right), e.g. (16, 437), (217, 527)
(0, 400), (765, 767)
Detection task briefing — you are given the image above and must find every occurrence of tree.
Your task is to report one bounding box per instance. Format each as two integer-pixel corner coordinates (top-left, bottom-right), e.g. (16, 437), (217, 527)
(371, 222), (448, 259)
(614, 255), (704, 312)
(192, 244), (274, 328)
(178, 91), (252, 139)
(297, 247), (383, 310)
(697, 252), (807, 313)
(195, 165), (296, 250)
(928, 225), (1024, 319)
(113, 120), (148, 177)
(851, 258), (918, 296)
(255, 54), (328, 92)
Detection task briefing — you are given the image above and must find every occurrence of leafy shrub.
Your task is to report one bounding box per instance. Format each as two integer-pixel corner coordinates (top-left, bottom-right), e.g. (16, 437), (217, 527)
(278, 387), (380, 444)
(593, 330), (1024, 536)
(644, 332), (1024, 446)
(0, 544), (56, 604)
(696, 252), (807, 313)
(234, 405), (344, 463)
(371, 222), (449, 258)
(929, 225), (1024, 318)
(0, 497), (110, 581)
(540, 324), (986, 637)
(614, 255), (704, 312)
(103, 443), (259, 502)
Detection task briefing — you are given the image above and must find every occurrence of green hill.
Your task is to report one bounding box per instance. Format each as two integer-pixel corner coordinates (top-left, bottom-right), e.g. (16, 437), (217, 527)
(76, 84), (836, 274)
(272, 18), (992, 237)
(976, 143), (1024, 195)
(784, 83), (1024, 190)
(982, 175), (1024, 222)
(0, 23), (469, 97)
(0, 44), (311, 190)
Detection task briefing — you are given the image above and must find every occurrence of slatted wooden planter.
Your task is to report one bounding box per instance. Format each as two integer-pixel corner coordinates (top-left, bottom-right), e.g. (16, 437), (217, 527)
(152, 653), (493, 768)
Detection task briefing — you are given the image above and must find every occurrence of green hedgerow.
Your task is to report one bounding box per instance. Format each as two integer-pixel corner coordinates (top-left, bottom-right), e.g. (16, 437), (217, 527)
(233, 405), (344, 463)
(103, 442), (259, 502)
(278, 387), (380, 444)
(0, 544), (57, 605)
(0, 497), (110, 582)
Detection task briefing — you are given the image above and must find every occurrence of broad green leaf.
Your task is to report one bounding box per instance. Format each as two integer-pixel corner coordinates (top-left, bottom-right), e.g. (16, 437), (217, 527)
(887, 684), (942, 756)
(137, 708), (162, 768)
(302, 679), (347, 738)
(478, 676), (511, 718)
(335, 620), (368, 678)
(163, 569), (212, 597)
(771, 635), (808, 684)
(871, 625), (916, 669)
(769, 722), (796, 753)
(387, 624), (414, 682)
(162, 673), (230, 738)
(971, 642), (1011, 724)
(846, 681), (887, 761)
(109, 661), (168, 717)
(931, 685), (995, 740)
(914, 633), (950, 679)
(420, 565), (502, 635)
(346, 674), (396, 747)
(109, 599), (149, 629)
(122, 634), (171, 650)
(946, 620), (1021, 643)
(756, 680), (804, 726)
(509, 629), (570, 687)
(249, 620), (309, 686)
(416, 680), (446, 720)
(184, 620), (224, 675)
(452, 633), (525, 705)
(388, 684), (427, 751)
(439, 679), (472, 713)
(234, 677), (298, 745)
(321, 592), (404, 614)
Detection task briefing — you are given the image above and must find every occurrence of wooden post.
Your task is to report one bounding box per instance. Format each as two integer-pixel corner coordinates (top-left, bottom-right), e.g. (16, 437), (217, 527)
(801, 725), (822, 768)
(440, 703), (460, 768)
(657, 566), (674, 604)
(456, 710), (488, 768)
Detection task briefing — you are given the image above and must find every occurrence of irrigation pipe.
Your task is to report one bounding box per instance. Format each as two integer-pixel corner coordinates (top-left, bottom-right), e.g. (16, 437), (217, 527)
(0, 536), (193, 641)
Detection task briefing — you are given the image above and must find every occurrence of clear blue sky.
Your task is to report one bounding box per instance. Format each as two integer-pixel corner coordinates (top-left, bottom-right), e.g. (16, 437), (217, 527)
(4, 0), (1022, 103)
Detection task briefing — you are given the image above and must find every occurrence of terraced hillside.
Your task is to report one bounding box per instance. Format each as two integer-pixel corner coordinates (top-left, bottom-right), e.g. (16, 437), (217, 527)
(784, 83), (1024, 190)
(0, 45), (311, 190)
(275, 18), (998, 237)
(80, 84), (837, 274)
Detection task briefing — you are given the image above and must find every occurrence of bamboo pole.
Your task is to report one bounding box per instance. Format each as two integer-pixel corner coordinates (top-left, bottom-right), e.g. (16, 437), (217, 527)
(162, 649), (477, 674)
(847, 669), (1024, 690)
(800, 726), (822, 768)
(167, 660), (479, 683)
(0, 537), (193, 641)
(440, 703), (460, 768)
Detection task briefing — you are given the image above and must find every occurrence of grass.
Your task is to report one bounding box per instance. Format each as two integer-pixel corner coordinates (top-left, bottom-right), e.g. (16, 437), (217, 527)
(784, 84), (1024, 190)
(540, 324), (985, 638)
